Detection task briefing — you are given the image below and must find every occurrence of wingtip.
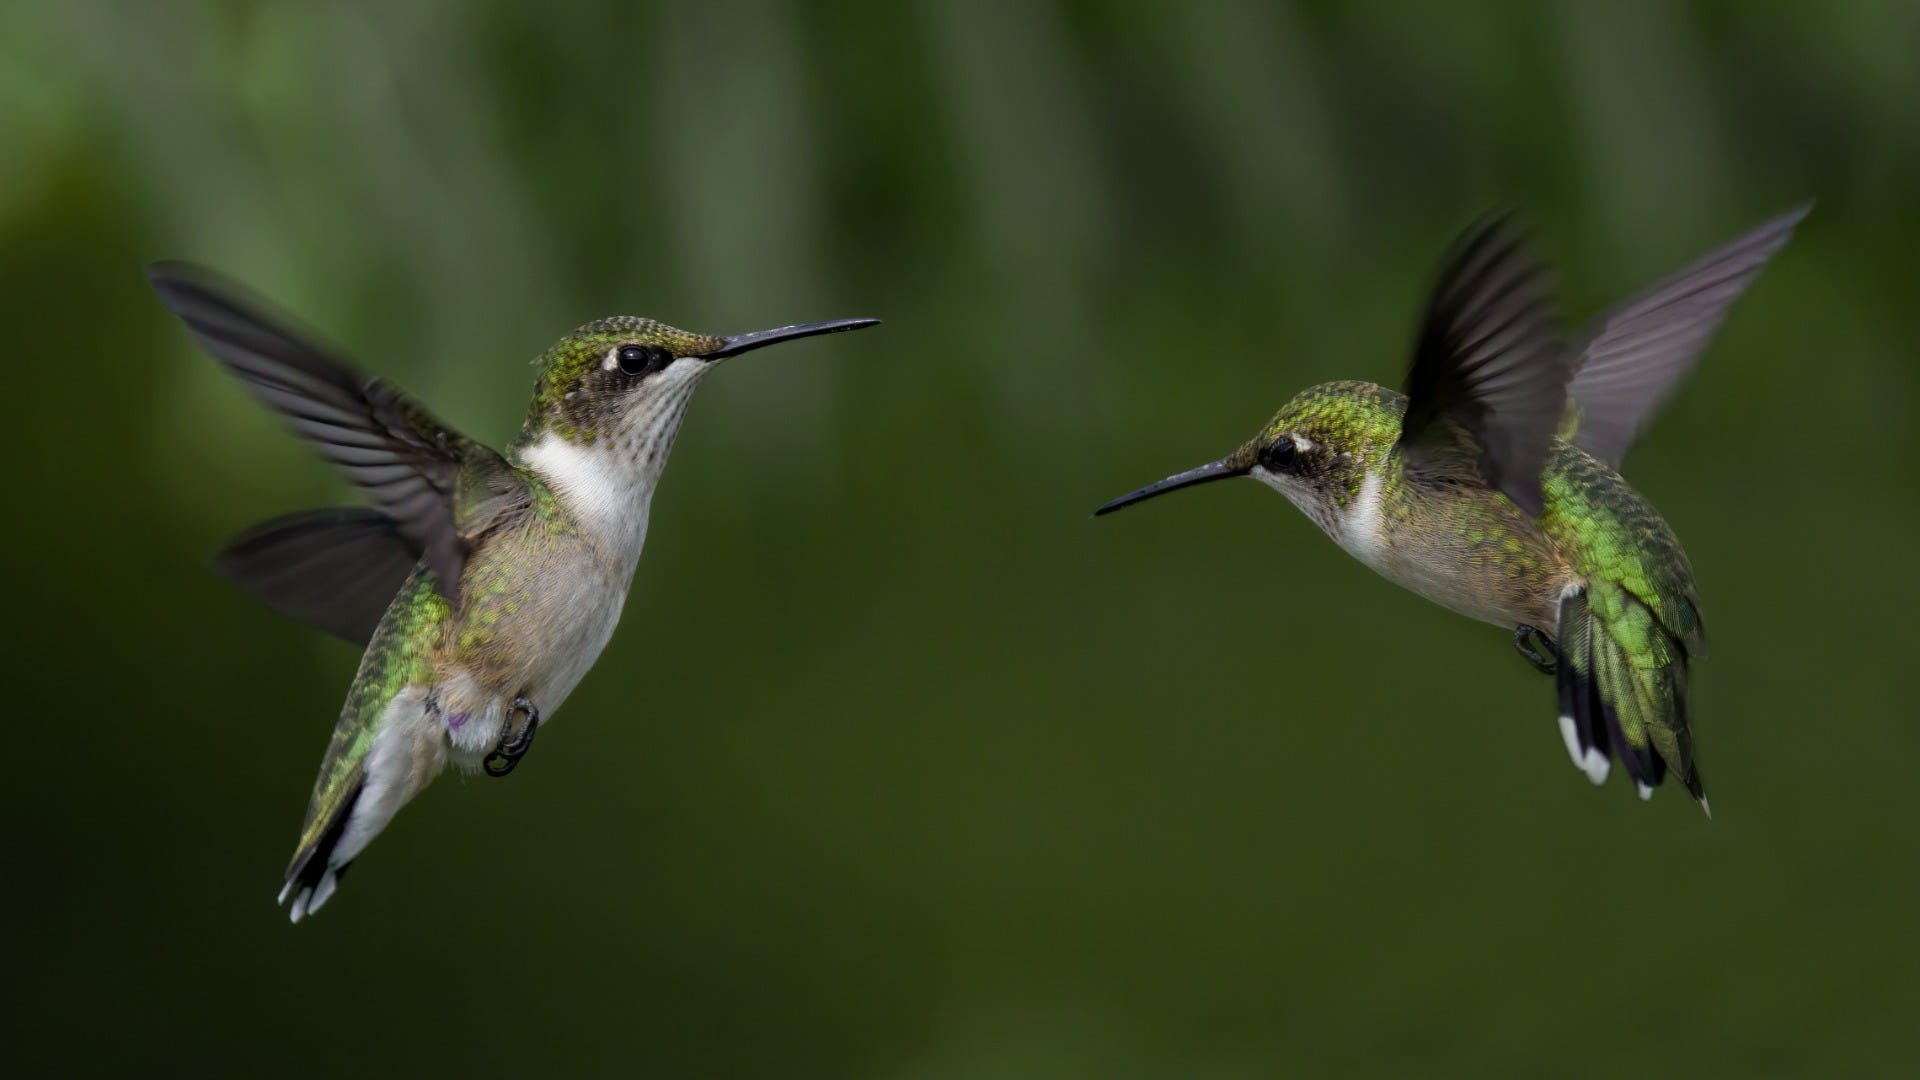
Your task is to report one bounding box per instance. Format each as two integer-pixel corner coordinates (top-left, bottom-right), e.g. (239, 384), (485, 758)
(143, 259), (201, 290)
(1760, 201), (1815, 244)
(144, 261), (226, 313)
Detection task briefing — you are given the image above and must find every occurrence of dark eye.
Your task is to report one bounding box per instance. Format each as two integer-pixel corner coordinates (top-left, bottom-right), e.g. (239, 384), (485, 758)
(1260, 437), (1297, 472)
(617, 345), (670, 376)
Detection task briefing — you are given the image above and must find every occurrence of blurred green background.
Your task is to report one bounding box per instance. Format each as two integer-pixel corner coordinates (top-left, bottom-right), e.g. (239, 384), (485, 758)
(6, 1), (1917, 1075)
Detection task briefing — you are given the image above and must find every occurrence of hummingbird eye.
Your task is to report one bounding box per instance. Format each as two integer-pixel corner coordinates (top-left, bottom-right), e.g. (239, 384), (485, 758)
(616, 344), (672, 377)
(1260, 437), (1298, 472)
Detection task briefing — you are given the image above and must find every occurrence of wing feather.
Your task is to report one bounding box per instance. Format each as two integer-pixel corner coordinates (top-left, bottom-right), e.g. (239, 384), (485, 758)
(147, 262), (523, 603)
(214, 508), (422, 646)
(1399, 215), (1569, 515)
(1567, 204), (1809, 465)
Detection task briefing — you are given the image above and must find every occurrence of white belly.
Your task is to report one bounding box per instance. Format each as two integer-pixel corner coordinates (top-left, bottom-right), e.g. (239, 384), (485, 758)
(524, 553), (635, 714)
(443, 547), (641, 758)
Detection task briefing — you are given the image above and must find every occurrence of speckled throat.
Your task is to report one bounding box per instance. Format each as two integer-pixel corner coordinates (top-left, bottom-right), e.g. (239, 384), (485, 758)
(513, 356), (711, 559)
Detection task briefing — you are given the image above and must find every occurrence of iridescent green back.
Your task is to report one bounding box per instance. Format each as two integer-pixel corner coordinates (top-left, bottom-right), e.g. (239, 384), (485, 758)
(1540, 444), (1704, 656)
(1541, 441), (1706, 795)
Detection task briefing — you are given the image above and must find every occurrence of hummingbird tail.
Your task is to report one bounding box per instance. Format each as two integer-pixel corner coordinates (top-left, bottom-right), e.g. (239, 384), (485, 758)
(280, 779), (362, 924)
(1554, 586), (1706, 810)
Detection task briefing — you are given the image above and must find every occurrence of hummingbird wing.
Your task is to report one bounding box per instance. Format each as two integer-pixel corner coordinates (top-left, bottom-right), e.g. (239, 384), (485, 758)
(1398, 214), (1568, 516)
(1564, 204), (1810, 466)
(147, 262), (522, 605)
(213, 507), (421, 646)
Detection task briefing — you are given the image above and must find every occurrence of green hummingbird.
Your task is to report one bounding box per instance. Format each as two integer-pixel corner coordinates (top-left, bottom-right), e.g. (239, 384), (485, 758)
(148, 265), (878, 922)
(1095, 206), (1808, 811)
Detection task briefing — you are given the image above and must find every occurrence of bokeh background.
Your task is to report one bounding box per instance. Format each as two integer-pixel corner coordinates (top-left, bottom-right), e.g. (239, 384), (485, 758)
(6, 1), (1917, 1075)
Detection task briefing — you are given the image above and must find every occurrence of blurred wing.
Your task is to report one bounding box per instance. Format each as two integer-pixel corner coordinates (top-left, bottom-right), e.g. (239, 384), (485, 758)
(1566, 203), (1810, 466)
(1399, 215), (1568, 515)
(214, 507), (421, 646)
(147, 262), (518, 603)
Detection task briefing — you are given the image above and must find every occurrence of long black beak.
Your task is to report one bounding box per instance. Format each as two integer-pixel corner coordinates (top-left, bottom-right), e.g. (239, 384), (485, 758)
(1093, 457), (1248, 516)
(700, 317), (881, 360)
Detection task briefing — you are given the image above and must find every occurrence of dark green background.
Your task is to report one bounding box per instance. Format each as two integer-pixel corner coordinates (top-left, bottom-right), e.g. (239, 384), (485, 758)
(6, 2), (1916, 1075)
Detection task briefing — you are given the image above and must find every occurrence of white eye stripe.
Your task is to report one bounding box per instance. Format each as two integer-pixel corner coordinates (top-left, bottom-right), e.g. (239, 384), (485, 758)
(602, 346), (620, 372)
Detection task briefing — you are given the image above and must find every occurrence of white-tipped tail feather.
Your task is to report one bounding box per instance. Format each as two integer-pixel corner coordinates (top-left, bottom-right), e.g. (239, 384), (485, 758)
(306, 870), (339, 915)
(284, 869), (340, 925)
(1557, 714), (1581, 767)
(1557, 713), (1611, 785)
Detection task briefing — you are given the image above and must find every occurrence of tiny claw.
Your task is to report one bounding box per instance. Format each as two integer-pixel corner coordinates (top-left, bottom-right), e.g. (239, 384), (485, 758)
(483, 696), (541, 778)
(1512, 624), (1558, 675)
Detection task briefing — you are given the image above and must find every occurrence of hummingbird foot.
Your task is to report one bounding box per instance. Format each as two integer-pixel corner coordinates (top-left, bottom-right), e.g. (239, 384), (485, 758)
(1512, 625), (1557, 675)
(482, 696), (541, 778)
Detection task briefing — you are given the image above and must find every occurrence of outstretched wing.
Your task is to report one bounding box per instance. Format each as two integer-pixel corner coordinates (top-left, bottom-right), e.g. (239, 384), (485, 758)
(1565, 204), (1810, 466)
(147, 262), (523, 605)
(213, 508), (422, 646)
(1399, 215), (1569, 516)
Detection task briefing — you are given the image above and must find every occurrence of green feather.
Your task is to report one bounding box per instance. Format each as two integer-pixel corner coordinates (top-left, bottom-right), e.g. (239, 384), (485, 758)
(1543, 446), (1705, 797)
(286, 569), (450, 874)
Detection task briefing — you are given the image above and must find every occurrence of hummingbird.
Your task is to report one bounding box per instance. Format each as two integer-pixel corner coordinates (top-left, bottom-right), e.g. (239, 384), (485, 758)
(1095, 206), (1808, 811)
(148, 264), (878, 921)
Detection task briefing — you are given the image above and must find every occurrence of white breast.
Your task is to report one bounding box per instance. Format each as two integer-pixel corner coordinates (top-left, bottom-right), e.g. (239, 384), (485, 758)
(519, 434), (655, 565)
(1252, 461), (1390, 570)
(505, 362), (707, 717)
(513, 437), (657, 715)
(1330, 469), (1389, 570)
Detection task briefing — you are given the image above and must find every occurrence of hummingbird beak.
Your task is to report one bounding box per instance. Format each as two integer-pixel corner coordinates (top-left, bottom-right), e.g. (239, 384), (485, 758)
(699, 317), (881, 361)
(1093, 456), (1249, 516)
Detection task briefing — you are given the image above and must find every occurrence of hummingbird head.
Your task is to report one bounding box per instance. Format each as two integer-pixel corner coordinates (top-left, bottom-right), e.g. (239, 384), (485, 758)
(519, 315), (878, 448)
(513, 314), (877, 534)
(1094, 380), (1406, 534)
